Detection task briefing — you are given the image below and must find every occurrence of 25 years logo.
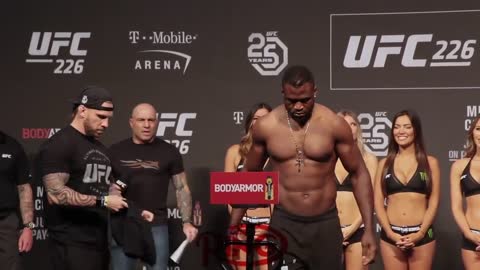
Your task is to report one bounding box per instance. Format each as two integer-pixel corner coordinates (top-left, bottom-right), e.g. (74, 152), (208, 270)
(358, 112), (392, 157)
(247, 31), (288, 76)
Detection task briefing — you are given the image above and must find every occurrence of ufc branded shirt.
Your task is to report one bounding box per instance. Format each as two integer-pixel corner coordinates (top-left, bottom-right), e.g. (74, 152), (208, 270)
(0, 131), (30, 216)
(38, 125), (111, 249)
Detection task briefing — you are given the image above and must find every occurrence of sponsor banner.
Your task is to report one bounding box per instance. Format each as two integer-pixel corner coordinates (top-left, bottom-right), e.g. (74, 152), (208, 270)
(33, 186), (48, 241)
(129, 30), (198, 74)
(331, 10), (480, 89)
(22, 128), (61, 140)
(210, 172), (279, 204)
(464, 105), (480, 130)
(447, 105), (480, 161)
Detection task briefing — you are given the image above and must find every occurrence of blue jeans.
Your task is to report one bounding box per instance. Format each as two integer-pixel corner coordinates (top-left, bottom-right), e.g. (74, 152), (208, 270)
(111, 225), (169, 270)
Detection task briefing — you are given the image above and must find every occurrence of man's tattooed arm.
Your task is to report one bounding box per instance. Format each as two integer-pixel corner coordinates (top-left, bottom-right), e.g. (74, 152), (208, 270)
(17, 183), (34, 224)
(43, 173), (96, 206)
(172, 172), (192, 223)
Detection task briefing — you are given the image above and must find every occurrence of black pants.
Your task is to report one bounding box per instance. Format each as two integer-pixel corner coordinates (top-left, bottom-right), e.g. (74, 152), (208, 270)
(48, 239), (109, 270)
(268, 206), (343, 270)
(0, 212), (21, 270)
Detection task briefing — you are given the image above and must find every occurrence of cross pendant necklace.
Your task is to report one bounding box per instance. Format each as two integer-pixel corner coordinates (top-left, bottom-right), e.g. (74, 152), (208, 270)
(286, 111), (311, 173)
(295, 149), (305, 172)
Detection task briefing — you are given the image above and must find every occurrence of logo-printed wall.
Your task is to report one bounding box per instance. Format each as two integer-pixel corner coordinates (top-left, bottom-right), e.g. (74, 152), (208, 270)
(4, 1), (480, 270)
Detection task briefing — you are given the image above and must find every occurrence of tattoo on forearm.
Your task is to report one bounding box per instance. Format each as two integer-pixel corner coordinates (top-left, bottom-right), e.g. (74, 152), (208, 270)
(43, 173), (95, 207)
(17, 184), (34, 224)
(172, 173), (192, 223)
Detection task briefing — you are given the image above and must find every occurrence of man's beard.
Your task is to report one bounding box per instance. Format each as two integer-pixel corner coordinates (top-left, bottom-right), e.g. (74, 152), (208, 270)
(84, 122), (102, 138)
(290, 111), (312, 126)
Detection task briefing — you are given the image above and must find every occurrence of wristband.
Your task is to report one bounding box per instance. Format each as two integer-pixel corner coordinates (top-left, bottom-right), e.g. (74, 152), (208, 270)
(104, 196), (109, 207)
(96, 196), (103, 207)
(24, 222), (36, 229)
(96, 196), (108, 208)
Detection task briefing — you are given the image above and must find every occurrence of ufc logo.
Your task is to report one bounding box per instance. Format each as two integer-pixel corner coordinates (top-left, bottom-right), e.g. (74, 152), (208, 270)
(28, 32), (91, 56)
(83, 164), (111, 184)
(343, 34), (433, 68)
(156, 113), (196, 137)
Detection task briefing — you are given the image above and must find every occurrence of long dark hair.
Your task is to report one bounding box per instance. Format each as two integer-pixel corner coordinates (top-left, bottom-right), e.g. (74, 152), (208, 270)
(465, 115), (480, 158)
(239, 102), (272, 158)
(381, 110), (432, 196)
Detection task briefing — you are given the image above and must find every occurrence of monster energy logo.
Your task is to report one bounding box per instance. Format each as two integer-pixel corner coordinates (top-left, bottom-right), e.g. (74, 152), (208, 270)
(419, 172), (428, 181)
(427, 228), (433, 238)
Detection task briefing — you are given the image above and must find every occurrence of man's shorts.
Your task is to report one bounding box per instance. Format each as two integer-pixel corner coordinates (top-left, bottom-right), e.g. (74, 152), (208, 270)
(268, 206), (343, 270)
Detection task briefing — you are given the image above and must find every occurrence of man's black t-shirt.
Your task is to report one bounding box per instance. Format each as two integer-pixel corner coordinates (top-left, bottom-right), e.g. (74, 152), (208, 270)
(109, 138), (184, 225)
(38, 125), (111, 249)
(0, 131), (30, 215)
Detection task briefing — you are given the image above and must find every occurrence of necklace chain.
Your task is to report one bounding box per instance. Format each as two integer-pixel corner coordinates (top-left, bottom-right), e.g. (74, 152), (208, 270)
(286, 111), (311, 173)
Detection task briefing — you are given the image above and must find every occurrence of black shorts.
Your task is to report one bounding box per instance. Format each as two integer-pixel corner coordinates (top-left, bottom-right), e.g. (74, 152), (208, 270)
(342, 225), (364, 247)
(462, 228), (480, 251)
(48, 239), (109, 270)
(380, 224), (435, 247)
(268, 206), (343, 270)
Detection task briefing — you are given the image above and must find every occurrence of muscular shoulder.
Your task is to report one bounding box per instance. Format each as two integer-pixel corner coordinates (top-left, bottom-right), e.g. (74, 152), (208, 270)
(313, 105), (350, 137)
(40, 127), (74, 152)
(262, 105), (283, 125)
(314, 104), (336, 117)
(252, 106), (283, 137)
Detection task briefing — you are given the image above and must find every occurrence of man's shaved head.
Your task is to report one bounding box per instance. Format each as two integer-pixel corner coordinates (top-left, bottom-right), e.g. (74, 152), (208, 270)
(129, 103), (158, 144)
(131, 103), (157, 118)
